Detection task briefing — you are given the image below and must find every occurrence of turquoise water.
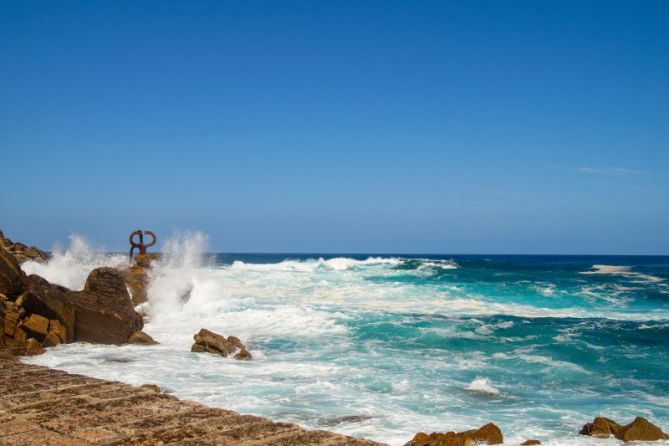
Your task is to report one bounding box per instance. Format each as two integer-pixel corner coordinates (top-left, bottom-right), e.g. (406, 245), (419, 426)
(23, 246), (669, 445)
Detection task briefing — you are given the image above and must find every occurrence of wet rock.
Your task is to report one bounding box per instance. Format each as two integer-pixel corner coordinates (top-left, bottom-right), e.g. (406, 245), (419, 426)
(0, 244), (27, 297)
(25, 338), (45, 355)
(234, 348), (252, 360)
(43, 331), (61, 347)
(622, 417), (669, 442)
(128, 330), (159, 345)
(191, 328), (251, 360)
(405, 423), (503, 446)
(580, 416), (669, 442)
(123, 265), (149, 305)
(21, 275), (75, 342)
(65, 267), (144, 344)
(521, 440), (541, 445)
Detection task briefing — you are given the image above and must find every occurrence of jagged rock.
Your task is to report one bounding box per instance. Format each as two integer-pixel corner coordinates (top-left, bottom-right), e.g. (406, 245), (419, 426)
(25, 338), (45, 356)
(65, 267), (144, 344)
(14, 326), (27, 343)
(0, 231), (48, 264)
(124, 265), (149, 305)
(3, 307), (20, 336)
(580, 417), (669, 442)
(128, 330), (159, 345)
(191, 328), (251, 360)
(21, 313), (50, 341)
(405, 423), (503, 446)
(43, 331), (61, 347)
(21, 275), (75, 342)
(234, 348), (252, 360)
(521, 440), (541, 445)
(0, 244), (27, 297)
(48, 319), (67, 343)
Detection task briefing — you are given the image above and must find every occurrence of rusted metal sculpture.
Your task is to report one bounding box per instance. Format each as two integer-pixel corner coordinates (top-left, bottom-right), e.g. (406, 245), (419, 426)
(129, 229), (157, 261)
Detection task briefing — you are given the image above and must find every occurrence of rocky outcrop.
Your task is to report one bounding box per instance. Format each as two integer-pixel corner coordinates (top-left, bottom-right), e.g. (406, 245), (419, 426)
(191, 328), (252, 360)
(580, 417), (669, 442)
(521, 440), (541, 445)
(2, 237), (146, 356)
(404, 423), (503, 446)
(128, 330), (158, 345)
(0, 230), (48, 264)
(122, 253), (162, 305)
(0, 244), (27, 298)
(66, 267), (144, 345)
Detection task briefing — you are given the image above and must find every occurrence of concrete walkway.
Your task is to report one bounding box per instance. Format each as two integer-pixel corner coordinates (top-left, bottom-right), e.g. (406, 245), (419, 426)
(0, 359), (384, 446)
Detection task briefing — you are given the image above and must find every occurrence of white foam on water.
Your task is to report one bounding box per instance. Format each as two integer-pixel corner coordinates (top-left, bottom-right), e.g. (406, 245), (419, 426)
(581, 264), (665, 284)
(17, 234), (669, 445)
(466, 377), (500, 395)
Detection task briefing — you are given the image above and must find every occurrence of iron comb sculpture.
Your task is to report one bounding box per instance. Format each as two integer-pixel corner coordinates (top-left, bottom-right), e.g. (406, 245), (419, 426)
(129, 229), (157, 261)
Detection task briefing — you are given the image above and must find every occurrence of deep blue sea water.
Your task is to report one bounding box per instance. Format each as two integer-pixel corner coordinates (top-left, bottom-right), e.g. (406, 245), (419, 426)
(22, 244), (669, 445)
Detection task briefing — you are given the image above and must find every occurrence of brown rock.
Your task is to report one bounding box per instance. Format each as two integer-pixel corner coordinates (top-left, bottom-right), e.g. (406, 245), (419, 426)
(43, 331), (61, 347)
(405, 423), (503, 446)
(521, 440), (541, 445)
(234, 348), (252, 360)
(25, 338), (45, 355)
(580, 417), (623, 438)
(0, 244), (27, 297)
(49, 319), (67, 343)
(22, 314), (50, 340)
(0, 231), (48, 264)
(128, 330), (159, 345)
(22, 275), (75, 342)
(621, 417), (669, 442)
(124, 265), (149, 305)
(134, 254), (153, 268)
(3, 308), (20, 336)
(14, 326), (27, 343)
(3, 335), (27, 355)
(65, 267), (144, 345)
(580, 416), (668, 442)
(228, 335), (244, 349)
(192, 328), (236, 356)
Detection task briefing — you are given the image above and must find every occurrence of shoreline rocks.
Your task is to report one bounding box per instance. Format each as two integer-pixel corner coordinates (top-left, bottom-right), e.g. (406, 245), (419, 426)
(405, 423), (503, 446)
(0, 230), (48, 264)
(191, 328), (252, 360)
(2, 233), (146, 356)
(580, 417), (669, 442)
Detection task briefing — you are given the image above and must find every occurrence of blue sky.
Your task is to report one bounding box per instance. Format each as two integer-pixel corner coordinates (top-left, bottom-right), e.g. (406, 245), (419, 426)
(1, 1), (668, 254)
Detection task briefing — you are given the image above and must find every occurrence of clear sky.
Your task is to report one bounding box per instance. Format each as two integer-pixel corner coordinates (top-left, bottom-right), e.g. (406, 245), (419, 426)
(1, 1), (668, 254)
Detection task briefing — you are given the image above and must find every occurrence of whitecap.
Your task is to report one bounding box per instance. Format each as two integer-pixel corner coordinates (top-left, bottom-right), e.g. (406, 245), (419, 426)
(465, 377), (500, 395)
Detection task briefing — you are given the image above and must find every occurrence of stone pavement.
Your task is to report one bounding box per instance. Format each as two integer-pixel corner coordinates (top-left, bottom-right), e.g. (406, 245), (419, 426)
(0, 359), (384, 446)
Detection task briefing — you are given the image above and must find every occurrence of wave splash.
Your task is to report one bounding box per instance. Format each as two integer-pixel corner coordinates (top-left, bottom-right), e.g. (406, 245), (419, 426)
(20, 235), (126, 290)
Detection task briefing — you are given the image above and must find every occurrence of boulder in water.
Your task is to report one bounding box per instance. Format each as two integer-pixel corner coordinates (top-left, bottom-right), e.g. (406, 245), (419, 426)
(128, 330), (159, 345)
(521, 440), (541, 445)
(65, 267), (144, 344)
(21, 275), (75, 342)
(191, 328), (251, 360)
(405, 423), (503, 446)
(580, 417), (669, 442)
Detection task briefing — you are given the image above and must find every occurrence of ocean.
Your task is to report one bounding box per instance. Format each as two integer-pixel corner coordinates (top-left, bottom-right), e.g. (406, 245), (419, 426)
(21, 235), (669, 446)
